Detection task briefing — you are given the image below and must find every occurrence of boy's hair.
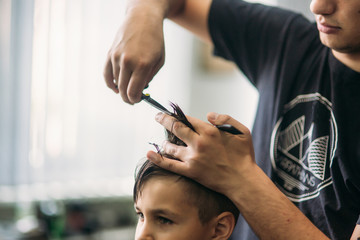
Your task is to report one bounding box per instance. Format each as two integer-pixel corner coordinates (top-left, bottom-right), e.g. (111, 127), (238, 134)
(133, 103), (239, 224)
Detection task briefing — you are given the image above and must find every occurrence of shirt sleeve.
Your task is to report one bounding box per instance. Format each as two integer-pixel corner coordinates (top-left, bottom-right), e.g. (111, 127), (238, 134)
(208, 0), (316, 87)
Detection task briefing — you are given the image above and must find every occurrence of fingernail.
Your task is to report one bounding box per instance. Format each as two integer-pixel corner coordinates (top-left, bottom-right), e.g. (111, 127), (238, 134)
(155, 112), (163, 122)
(148, 151), (160, 162)
(209, 112), (219, 121)
(162, 141), (168, 149)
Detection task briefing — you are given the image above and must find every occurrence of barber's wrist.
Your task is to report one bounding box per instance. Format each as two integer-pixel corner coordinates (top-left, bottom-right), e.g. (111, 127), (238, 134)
(224, 162), (263, 205)
(126, 0), (179, 19)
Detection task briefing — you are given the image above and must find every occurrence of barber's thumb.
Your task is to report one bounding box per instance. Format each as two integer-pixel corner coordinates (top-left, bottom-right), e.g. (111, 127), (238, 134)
(207, 112), (229, 125)
(208, 112), (250, 135)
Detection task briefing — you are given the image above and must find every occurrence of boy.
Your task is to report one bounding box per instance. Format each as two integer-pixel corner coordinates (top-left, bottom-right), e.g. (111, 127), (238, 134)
(133, 104), (239, 240)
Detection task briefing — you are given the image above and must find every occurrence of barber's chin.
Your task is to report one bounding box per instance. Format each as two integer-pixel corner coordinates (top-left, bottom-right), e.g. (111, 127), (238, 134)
(319, 34), (360, 53)
(319, 35), (334, 48)
(328, 43), (360, 55)
(319, 35), (341, 50)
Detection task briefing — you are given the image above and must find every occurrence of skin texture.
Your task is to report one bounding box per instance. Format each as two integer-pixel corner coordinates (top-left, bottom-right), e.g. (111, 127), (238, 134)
(350, 225), (360, 240)
(104, 0), (360, 238)
(134, 176), (233, 240)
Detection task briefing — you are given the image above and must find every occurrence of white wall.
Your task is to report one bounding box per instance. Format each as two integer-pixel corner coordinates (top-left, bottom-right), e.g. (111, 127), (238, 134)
(277, 0), (314, 21)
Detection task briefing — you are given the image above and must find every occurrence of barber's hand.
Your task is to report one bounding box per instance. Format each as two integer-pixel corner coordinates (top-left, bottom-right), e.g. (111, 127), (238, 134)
(147, 112), (257, 196)
(103, 6), (165, 104)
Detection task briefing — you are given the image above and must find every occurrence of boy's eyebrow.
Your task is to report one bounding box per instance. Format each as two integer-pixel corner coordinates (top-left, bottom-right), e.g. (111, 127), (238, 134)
(135, 206), (181, 218)
(150, 209), (181, 218)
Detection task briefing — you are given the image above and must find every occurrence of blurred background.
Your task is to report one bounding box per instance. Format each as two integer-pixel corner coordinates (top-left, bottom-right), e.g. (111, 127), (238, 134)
(0, 0), (312, 239)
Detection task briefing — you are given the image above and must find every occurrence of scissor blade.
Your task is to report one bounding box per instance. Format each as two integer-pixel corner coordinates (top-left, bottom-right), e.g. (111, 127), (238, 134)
(141, 94), (173, 115)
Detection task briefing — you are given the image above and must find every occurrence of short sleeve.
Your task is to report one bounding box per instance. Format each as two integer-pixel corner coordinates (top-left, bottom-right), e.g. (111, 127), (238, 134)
(208, 0), (316, 87)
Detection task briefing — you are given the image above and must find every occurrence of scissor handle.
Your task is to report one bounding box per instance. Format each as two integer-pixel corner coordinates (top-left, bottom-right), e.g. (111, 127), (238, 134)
(216, 124), (243, 135)
(141, 93), (150, 100)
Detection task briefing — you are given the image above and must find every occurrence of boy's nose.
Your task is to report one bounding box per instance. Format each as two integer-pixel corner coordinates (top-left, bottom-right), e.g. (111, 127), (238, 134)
(135, 221), (154, 240)
(310, 0), (336, 16)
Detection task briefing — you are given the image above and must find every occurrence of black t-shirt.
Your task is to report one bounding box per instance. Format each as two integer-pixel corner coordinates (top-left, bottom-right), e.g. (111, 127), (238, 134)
(208, 0), (360, 239)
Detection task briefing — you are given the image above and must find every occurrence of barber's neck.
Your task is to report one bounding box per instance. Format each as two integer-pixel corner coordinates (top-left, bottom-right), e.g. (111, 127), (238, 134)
(332, 50), (360, 73)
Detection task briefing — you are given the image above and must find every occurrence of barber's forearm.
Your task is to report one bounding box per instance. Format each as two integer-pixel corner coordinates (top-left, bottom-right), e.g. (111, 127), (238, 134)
(170, 0), (212, 43)
(228, 164), (330, 240)
(125, 0), (185, 20)
(126, 0), (212, 43)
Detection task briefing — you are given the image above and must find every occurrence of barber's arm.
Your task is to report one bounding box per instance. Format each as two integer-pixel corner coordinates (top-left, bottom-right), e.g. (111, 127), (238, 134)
(103, 0), (212, 104)
(351, 224), (360, 240)
(148, 112), (330, 240)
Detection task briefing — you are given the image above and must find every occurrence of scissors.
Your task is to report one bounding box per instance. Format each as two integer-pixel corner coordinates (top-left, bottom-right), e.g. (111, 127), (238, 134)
(141, 93), (242, 135)
(141, 93), (173, 115)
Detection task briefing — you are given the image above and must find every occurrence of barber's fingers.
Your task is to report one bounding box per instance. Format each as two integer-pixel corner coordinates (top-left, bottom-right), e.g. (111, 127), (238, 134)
(207, 112), (251, 135)
(111, 53), (121, 89)
(103, 56), (118, 93)
(155, 113), (199, 143)
(127, 50), (165, 103)
(117, 61), (151, 104)
(162, 141), (188, 160)
(147, 150), (190, 177)
(150, 56), (164, 81)
(118, 55), (162, 104)
(118, 67), (132, 104)
(127, 69), (153, 103)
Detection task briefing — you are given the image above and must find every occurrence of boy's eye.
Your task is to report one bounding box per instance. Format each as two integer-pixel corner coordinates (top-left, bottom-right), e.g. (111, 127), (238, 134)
(136, 212), (144, 220)
(157, 216), (173, 225)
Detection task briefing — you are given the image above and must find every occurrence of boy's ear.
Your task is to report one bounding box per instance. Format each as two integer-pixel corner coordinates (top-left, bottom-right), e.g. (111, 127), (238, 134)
(211, 212), (236, 240)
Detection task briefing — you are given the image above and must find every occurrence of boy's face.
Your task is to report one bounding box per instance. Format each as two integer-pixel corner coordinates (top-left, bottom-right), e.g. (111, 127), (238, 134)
(310, 0), (360, 53)
(134, 176), (215, 240)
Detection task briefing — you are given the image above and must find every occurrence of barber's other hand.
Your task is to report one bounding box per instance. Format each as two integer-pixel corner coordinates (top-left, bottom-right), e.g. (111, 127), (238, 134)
(147, 112), (256, 196)
(103, 5), (165, 104)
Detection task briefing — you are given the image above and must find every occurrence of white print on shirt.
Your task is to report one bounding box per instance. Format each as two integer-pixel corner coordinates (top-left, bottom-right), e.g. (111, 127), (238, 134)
(270, 93), (338, 202)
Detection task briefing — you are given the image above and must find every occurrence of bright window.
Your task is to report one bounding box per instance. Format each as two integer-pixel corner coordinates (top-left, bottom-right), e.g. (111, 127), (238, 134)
(1, 0), (194, 202)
